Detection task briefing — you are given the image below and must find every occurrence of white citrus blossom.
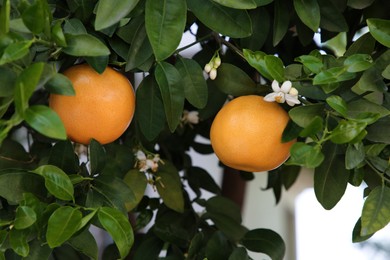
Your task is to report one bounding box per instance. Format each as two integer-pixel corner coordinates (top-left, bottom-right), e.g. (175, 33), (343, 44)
(181, 110), (200, 126)
(264, 80), (301, 106)
(135, 150), (163, 173)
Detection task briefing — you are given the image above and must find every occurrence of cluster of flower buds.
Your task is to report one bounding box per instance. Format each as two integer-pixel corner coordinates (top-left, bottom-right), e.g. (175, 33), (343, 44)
(134, 149), (163, 173)
(204, 52), (221, 80)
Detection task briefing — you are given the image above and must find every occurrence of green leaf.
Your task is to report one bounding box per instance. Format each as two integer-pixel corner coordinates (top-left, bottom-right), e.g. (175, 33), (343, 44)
(205, 196), (248, 241)
(288, 103), (325, 128)
(344, 54), (373, 72)
(229, 247), (250, 260)
(243, 49), (273, 80)
(348, 99), (390, 119)
(330, 120), (367, 144)
(21, 1), (45, 34)
(241, 7), (270, 50)
(48, 140), (79, 174)
(367, 18), (390, 48)
(213, 63), (257, 96)
(361, 185), (390, 236)
(68, 229), (98, 260)
(95, 0), (139, 30)
(211, 0), (256, 9)
(136, 75), (166, 141)
(156, 161), (185, 213)
(287, 142), (324, 168)
(295, 55), (323, 74)
(347, 0), (375, 9)
(63, 34), (110, 57)
(345, 33), (376, 56)
(326, 95), (347, 116)
(313, 67), (356, 85)
(186, 166), (221, 196)
(33, 165), (74, 201)
(155, 61), (184, 132)
(125, 22), (154, 71)
(63, 18), (87, 35)
(26, 239), (52, 260)
(89, 139), (106, 175)
(0, 170), (45, 203)
(45, 72), (75, 95)
(51, 20), (67, 47)
(206, 231), (233, 260)
(293, 0), (320, 32)
(145, 0), (187, 61)
(241, 229), (286, 260)
(345, 142), (365, 170)
(176, 57), (208, 109)
(14, 62), (44, 114)
(318, 0), (348, 32)
(383, 64), (390, 79)
(46, 206), (82, 248)
(98, 207), (134, 259)
(352, 218), (373, 243)
(0, 66), (16, 97)
(24, 105), (67, 140)
(85, 55), (109, 74)
(314, 143), (349, 210)
(14, 206), (37, 230)
(123, 169), (148, 211)
(273, 0), (290, 46)
(298, 116), (323, 137)
(0, 0), (10, 36)
(264, 55), (285, 82)
(255, 0), (273, 5)
(9, 228), (29, 257)
(187, 0), (252, 38)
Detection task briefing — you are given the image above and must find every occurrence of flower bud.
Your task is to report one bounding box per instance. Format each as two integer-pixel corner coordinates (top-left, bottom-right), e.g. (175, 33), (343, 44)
(209, 68), (217, 80)
(289, 87), (299, 96)
(204, 63), (212, 73)
(213, 57), (221, 68)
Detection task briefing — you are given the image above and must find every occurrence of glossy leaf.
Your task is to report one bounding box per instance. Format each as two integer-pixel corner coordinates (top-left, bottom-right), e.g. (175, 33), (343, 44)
(361, 185), (390, 236)
(125, 22), (154, 71)
(48, 140), (79, 174)
(136, 75), (166, 141)
(326, 95), (347, 116)
(313, 67), (356, 85)
(0, 40), (32, 65)
(293, 0), (320, 32)
(344, 54), (373, 72)
(26, 239), (52, 260)
(287, 142), (324, 168)
(273, 0), (290, 46)
(14, 206), (36, 230)
(298, 116), (323, 137)
(0, 66), (16, 97)
(187, 0), (252, 38)
(46, 206), (82, 248)
(155, 61), (184, 132)
(229, 247), (250, 260)
(348, 99), (390, 119)
(98, 207), (134, 259)
(345, 33), (376, 56)
(145, 0), (186, 61)
(241, 8), (270, 50)
(89, 139), (106, 175)
(186, 166), (221, 196)
(32, 165), (74, 201)
(0, 0), (10, 35)
(345, 142), (365, 170)
(206, 231), (233, 260)
(212, 0), (256, 9)
(21, 1), (45, 34)
(318, 0), (348, 32)
(63, 34), (110, 57)
(352, 218), (373, 243)
(241, 229), (285, 260)
(0, 170), (45, 203)
(95, 0), (139, 30)
(347, 0), (375, 9)
(156, 161), (185, 213)
(63, 18), (87, 35)
(243, 49), (273, 80)
(45, 73), (75, 95)
(295, 55), (323, 74)
(176, 57), (208, 109)
(367, 18), (390, 48)
(213, 63), (257, 96)
(289, 103), (325, 128)
(314, 143), (349, 210)
(51, 20), (67, 47)
(14, 62), (44, 114)
(123, 169), (148, 211)
(330, 120), (367, 144)
(24, 105), (67, 140)
(9, 228), (29, 257)
(264, 55), (285, 82)
(68, 229), (98, 260)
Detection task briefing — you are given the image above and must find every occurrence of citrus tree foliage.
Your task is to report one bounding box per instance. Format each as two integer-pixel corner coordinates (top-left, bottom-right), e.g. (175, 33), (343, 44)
(0, 0), (389, 259)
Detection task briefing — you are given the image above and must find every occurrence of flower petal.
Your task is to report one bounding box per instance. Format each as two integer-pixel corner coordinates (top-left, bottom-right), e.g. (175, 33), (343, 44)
(281, 81), (292, 93)
(285, 94), (301, 106)
(264, 92), (278, 102)
(271, 80), (281, 92)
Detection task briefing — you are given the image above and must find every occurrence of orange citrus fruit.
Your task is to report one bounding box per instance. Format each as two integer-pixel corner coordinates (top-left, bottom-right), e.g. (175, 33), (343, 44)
(49, 64), (135, 145)
(210, 95), (295, 172)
